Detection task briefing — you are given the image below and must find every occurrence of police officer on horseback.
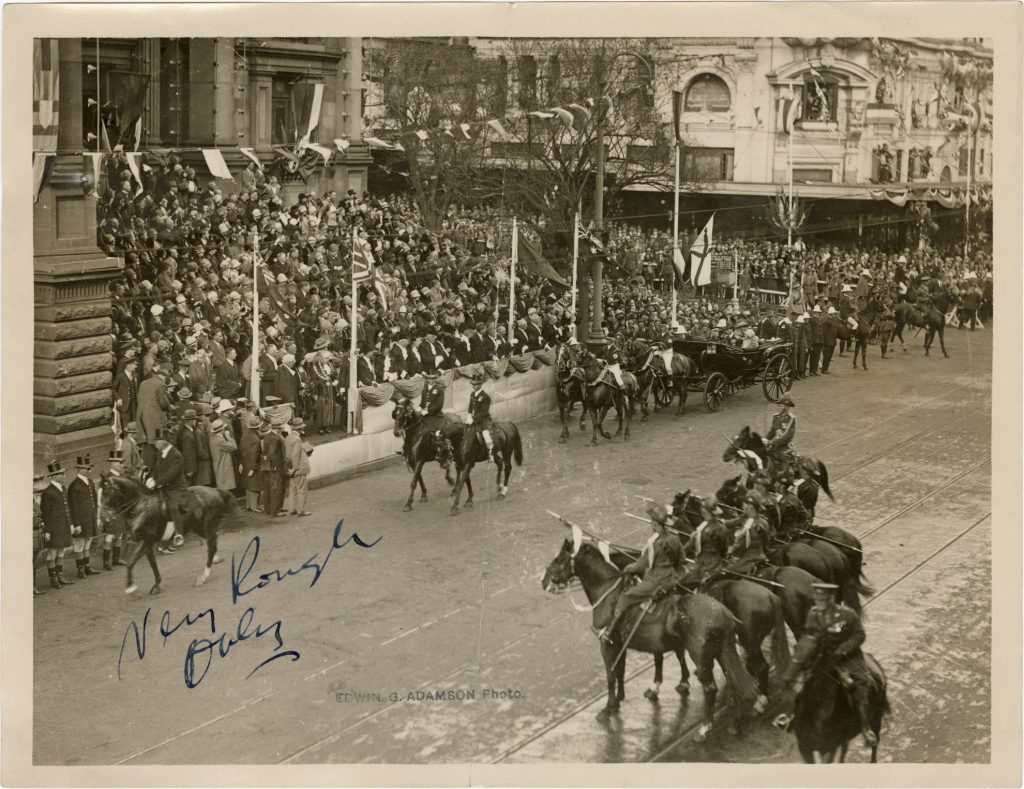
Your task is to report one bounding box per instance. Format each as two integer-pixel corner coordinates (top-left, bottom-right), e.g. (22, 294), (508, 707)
(777, 581), (880, 748)
(598, 503), (685, 643)
(468, 372), (498, 464)
(145, 428), (200, 544)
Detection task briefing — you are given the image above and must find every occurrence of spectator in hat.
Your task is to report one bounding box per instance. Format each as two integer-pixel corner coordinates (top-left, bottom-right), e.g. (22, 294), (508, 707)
(214, 346), (242, 399)
(193, 403), (216, 487)
(259, 419), (287, 517)
(239, 413), (263, 512)
(135, 366), (171, 456)
(68, 454), (102, 578)
(821, 306), (841, 374)
(112, 357), (138, 438)
(209, 419), (238, 491)
(40, 460), (75, 588)
(32, 472), (48, 595)
(284, 418), (312, 516)
(175, 409), (199, 485)
(187, 348), (213, 396)
(275, 352), (301, 406)
(259, 343), (279, 406)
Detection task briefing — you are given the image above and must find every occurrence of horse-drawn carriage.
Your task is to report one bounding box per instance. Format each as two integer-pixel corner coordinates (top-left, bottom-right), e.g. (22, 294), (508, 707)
(671, 337), (794, 412)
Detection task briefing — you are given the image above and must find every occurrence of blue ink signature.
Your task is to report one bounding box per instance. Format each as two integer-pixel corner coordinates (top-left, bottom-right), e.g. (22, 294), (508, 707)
(117, 518), (380, 688)
(231, 518), (381, 604)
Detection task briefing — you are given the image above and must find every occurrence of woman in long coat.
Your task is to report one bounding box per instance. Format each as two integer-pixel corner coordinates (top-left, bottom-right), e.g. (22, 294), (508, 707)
(193, 410), (215, 486)
(209, 420), (238, 490)
(238, 413), (263, 511)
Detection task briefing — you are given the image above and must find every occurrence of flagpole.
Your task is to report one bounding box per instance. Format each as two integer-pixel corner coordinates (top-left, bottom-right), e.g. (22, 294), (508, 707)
(95, 39), (101, 152)
(732, 249), (739, 310)
(250, 230), (261, 405)
(671, 140), (681, 326)
(508, 216), (518, 342)
(787, 85), (795, 250)
(571, 211), (580, 339)
(348, 226), (359, 434)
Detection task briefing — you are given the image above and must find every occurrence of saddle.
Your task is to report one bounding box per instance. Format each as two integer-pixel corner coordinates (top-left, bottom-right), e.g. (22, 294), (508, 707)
(590, 366), (621, 390)
(618, 592), (686, 639)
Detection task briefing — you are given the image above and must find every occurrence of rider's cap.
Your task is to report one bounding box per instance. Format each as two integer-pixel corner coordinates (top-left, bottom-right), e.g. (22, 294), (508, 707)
(812, 582), (840, 592)
(470, 372), (486, 384)
(780, 395), (795, 407)
(645, 502), (671, 525)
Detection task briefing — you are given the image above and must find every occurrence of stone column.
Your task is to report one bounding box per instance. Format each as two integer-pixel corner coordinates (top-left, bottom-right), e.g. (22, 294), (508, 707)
(36, 102), (123, 470)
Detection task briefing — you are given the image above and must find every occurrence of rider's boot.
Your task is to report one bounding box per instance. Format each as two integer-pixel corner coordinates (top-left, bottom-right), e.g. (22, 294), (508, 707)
(597, 605), (627, 644)
(840, 669), (879, 747)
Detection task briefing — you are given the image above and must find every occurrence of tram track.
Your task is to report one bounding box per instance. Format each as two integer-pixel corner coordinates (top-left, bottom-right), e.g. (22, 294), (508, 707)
(493, 427), (990, 765)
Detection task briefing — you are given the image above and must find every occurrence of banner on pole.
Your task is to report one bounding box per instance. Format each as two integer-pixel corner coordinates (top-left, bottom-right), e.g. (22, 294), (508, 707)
(689, 214), (715, 287)
(352, 237), (375, 282)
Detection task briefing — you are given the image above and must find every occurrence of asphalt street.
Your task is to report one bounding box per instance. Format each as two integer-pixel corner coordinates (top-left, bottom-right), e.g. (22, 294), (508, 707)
(33, 326), (992, 765)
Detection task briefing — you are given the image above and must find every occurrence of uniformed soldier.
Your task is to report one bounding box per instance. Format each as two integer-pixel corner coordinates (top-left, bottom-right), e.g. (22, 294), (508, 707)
(774, 474), (811, 541)
(675, 496), (731, 589)
(599, 503), (686, 643)
(467, 372), (498, 463)
(39, 460), (75, 588)
(766, 395), (797, 474)
(32, 472), (48, 596)
(604, 344), (626, 388)
(778, 581), (880, 748)
(725, 494), (772, 576)
(67, 455), (102, 578)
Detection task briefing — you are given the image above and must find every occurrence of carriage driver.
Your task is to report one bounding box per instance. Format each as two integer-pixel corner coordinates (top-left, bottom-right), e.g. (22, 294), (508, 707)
(776, 582), (879, 748)
(598, 503), (686, 643)
(603, 344), (626, 388)
(468, 372), (498, 464)
(145, 429), (200, 544)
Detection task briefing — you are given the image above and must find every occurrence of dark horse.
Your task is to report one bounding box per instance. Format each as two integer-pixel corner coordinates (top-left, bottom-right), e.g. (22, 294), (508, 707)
(392, 398), (463, 512)
(555, 344), (587, 443)
(714, 476), (874, 615)
(98, 473), (235, 595)
(894, 292), (952, 357)
(787, 647), (889, 762)
(724, 426), (833, 502)
(672, 490), (818, 640)
(542, 534), (763, 740)
(621, 337), (694, 418)
(577, 350), (638, 446)
(447, 420), (524, 515)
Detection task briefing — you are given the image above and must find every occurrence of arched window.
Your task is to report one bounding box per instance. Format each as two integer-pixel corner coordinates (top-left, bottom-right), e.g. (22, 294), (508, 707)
(684, 74), (731, 112)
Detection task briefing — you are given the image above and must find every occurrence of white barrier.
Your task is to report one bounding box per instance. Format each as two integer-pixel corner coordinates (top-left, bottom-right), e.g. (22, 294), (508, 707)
(308, 366), (558, 487)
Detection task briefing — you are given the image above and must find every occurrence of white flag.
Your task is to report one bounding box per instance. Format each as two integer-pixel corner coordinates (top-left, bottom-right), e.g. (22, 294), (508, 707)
(689, 214), (715, 287)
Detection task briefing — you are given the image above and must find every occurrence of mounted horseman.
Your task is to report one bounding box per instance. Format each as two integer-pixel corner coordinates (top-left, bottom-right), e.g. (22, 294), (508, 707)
(775, 581), (889, 760)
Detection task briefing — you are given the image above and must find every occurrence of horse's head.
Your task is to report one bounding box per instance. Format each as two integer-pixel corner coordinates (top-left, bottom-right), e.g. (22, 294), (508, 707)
(392, 398), (414, 436)
(723, 426), (753, 462)
(715, 476), (747, 510)
(541, 536), (577, 593)
(99, 472), (140, 505)
(671, 489), (703, 530)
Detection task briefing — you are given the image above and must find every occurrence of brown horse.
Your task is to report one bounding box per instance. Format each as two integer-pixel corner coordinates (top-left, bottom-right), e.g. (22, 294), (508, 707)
(621, 337), (695, 418)
(542, 533), (763, 739)
(894, 295), (950, 357)
(577, 351), (637, 445)
(98, 473), (234, 595)
(447, 420), (523, 515)
(392, 399), (462, 512)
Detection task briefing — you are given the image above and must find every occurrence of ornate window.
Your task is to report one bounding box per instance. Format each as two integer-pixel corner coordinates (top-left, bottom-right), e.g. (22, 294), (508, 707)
(801, 75), (839, 123)
(683, 74), (730, 112)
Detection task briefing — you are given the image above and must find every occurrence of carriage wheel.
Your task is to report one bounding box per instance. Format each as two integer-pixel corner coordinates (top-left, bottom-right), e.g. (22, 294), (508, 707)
(654, 377), (674, 407)
(762, 354), (792, 402)
(704, 372), (727, 412)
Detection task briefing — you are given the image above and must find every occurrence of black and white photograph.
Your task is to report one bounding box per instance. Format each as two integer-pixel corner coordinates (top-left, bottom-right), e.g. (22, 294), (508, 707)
(4, 4), (1022, 786)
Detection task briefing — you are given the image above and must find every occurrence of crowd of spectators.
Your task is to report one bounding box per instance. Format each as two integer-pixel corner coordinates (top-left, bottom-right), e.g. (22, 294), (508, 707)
(97, 151), (993, 444)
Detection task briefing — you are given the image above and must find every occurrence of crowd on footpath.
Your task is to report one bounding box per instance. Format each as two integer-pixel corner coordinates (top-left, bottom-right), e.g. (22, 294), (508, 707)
(31, 401), (315, 596)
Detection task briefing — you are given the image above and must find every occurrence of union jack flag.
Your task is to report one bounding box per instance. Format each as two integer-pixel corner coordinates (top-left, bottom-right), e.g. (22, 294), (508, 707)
(352, 237), (375, 282)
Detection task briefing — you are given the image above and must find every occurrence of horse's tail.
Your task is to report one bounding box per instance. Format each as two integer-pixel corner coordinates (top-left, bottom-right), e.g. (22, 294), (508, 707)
(813, 459), (834, 501)
(219, 488), (239, 515)
(770, 595), (791, 676)
(716, 621), (762, 706)
(510, 425), (523, 466)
